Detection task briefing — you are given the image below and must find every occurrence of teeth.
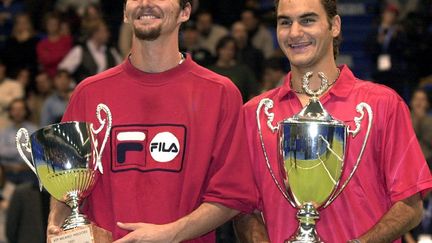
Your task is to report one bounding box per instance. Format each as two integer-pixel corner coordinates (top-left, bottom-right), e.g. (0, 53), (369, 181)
(139, 15), (157, 20)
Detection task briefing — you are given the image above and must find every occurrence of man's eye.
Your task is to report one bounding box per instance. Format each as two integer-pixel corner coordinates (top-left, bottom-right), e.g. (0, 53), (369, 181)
(301, 18), (315, 25)
(278, 19), (292, 26)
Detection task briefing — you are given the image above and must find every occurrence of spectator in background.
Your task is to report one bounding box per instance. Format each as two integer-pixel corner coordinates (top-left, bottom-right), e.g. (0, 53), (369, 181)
(197, 0), (245, 27)
(0, 165), (15, 243)
(58, 19), (121, 84)
(410, 88), (432, 168)
(209, 36), (259, 102)
(0, 61), (23, 129)
(1, 13), (39, 78)
(79, 3), (104, 41)
(27, 71), (52, 126)
(6, 179), (50, 243)
(55, 0), (100, 17)
(0, 98), (36, 184)
(366, 4), (409, 99)
(13, 67), (31, 96)
(240, 8), (275, 58)
(37, 12), (73, 79)
(404, 87), (432, 243)
(118, 21), (132, 58)
(386, 0), (420, 21)
(231, 21), (264, 81)
(195, 10), (228, 55)
(40, 70), (71, 126)
(0, 0), (23, 49)
(260, 57), (287, 93)
(180, 21), (213, 67)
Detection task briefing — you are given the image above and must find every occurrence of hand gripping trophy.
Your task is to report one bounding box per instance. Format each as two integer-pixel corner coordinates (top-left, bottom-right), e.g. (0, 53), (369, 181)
(16, 104), (113, 243)
(257, 72), (373, 242)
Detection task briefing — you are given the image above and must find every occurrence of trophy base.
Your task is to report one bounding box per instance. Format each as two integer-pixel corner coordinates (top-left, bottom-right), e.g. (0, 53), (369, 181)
(48, 224), (112, 243)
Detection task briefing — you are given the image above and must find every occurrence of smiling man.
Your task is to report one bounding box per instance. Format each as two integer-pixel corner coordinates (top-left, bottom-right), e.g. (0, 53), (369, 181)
(46, 0), (257, 242)
(236, 0), (432, 242)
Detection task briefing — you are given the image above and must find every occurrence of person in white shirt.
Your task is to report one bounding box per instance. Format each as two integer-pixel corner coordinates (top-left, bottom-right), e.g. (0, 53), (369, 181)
(58, 19), (122, 84)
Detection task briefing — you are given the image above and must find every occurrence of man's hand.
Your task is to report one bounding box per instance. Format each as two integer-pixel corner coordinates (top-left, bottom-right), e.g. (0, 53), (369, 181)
(46, 224), (63, 239)
(113, 222), (178, 243)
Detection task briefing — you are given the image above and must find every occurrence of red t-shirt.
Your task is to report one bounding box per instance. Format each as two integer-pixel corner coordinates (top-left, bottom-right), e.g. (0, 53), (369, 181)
(243, 65), (432, 243)
(61, 55), (257, 241)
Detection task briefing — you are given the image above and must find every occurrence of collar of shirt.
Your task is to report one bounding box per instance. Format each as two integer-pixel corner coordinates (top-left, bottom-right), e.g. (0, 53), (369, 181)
(276, 64), (355, 102)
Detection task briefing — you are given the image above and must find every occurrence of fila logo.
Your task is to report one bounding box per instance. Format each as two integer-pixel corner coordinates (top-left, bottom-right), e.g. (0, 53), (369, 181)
(111, 125), (186, 173)
(149, 132), (180, 163)
(115, 131), (146, 163)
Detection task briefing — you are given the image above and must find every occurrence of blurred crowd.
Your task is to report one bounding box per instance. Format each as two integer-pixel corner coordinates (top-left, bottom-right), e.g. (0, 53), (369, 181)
(0, 0), (430, 242)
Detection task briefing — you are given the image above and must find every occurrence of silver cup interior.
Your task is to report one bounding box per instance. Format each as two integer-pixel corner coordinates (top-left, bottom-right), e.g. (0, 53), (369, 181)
(29, 121), (97, 202)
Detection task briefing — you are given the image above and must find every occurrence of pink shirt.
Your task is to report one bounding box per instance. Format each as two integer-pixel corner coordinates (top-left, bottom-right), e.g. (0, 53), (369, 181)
(36, 35), (73, 78)
(62, 55), (257, 241)
(243, 65), (432, 243)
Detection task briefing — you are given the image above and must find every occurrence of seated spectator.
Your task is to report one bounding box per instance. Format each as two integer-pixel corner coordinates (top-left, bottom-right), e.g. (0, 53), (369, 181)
(0, 0), (23, 49)
(58, 19), (122, 84)
(410, 88), (432, 167)
(261, 57), (288, 93)
(27, 71), (53, 126)
(79, 3), (104, 41)
(37, 12), (73, 78)
(180, 21), (213, 67)
(0, 98), (37, 184)
(55, 0), (100, 17)
(1, 13), (39, 78)
(6, 179), (50, 243)
(231, 21), (264, 81)
(240, 8), (275, 58)
(40, 70), (72, 126)
(0, 165), (15, 243)
(118, 21), (132, 58)
(195, 10), (228, 56)
(208, 36), (259, 103)
(0, 61), (23, 129)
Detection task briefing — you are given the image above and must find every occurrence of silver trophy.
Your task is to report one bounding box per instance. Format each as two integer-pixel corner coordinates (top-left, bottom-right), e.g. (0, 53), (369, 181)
(257, 72), (373, 242)
(16, 104), (112, 231)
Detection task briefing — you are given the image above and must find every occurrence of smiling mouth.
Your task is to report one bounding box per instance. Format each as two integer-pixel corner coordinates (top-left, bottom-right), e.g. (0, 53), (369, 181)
(288, 42), (312, 49)
(137, 14), (159, 20)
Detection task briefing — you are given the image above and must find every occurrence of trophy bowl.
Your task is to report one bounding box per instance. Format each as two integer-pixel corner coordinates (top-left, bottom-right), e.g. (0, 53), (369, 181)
(16, 104), (112, 231)
(279, 120), (346, 210)
(257, 72), (373, 242)
(30, 122), (98, 230)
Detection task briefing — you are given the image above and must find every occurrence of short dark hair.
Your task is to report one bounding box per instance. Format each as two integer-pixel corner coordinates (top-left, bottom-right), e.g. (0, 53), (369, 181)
(274, 0), (341, 59)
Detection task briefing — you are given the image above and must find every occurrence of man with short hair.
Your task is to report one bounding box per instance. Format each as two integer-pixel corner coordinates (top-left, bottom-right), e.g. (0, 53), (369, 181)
(48, 0), (256, 242)
(236, 0), (432, 242)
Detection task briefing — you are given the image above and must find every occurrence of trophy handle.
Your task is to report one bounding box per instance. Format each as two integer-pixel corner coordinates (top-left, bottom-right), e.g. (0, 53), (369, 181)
(90, 103), (112, 174)
(257, 98), (296, 207)
(16, 128), (43, 190)
(15, 128), (37, 174)
(325, 102), (373, 207)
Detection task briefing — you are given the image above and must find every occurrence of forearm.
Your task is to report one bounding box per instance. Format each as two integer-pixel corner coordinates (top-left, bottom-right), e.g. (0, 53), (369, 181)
(48, 197), (71, 228)
(233, 212), (270, 243)
(355, 193), (423, 243)
(172, 202), (239, 242)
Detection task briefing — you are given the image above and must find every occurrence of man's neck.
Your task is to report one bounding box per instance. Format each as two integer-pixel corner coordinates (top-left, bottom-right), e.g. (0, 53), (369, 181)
(129, 37), (183, 73)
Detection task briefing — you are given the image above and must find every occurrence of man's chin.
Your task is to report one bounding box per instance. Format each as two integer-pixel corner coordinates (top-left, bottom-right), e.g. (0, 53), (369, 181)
(134, 28), (161, 41)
